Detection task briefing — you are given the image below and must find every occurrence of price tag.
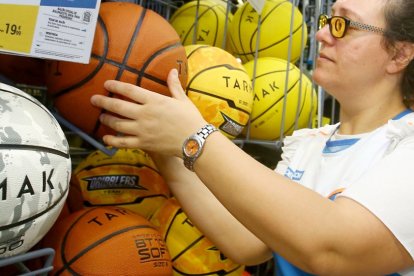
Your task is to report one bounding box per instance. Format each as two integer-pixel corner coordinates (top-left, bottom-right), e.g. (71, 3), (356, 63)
(0, 0), (100, 64)
(0, 4), (39, 53)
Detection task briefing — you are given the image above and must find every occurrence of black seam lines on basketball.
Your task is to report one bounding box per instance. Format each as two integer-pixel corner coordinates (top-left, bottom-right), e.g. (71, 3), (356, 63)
(186, 64), (251, 114)
(79, 162), (160, 174)
(51, 18), (108, 99)
(172, 238), (243, 275)
(233, 1), (303, 58)
(57, 224), (158, 275)
(250, 76), (299, 124)
(283, 82), (309, 136)
(247, 25), (303, 56)
(219, 265), (244, 276)
(91, 15), (114, 136)
(235, 2), (250, 59)
(247, 0), (289, 55)
(58, 207), (142, 274)
(164, 208), (181, 242)
(254, 66), (294, 79)
(0, 185), (69, 231)
(178, 4), (221, 45)
(174, 265), (243, 276)
(172, 235), (204, 262)
(115, 8), (147, 81)
(187, 86), (249, 114)
(0, 144), (70, 159)
(137, 41), (183, 87)
(163, 207), (244, 274)
(0, 88), (62, 126)
(92, 9), (183, 136)
(186, 44), (210, 60)
(83, 194), (169, 207)
(296, 81), (314, 128)
(250, 78), (312, 139)
(59, 207), (100, 273)
(92, 7), (146, 136)
(165, 208), (205, 263)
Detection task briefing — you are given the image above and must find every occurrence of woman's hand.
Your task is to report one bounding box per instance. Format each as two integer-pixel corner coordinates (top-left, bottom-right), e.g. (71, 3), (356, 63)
(90, 69), (207, 157)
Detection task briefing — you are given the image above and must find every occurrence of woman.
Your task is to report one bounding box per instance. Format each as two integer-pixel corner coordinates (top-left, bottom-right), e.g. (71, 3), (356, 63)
(90, 0), (414, 274)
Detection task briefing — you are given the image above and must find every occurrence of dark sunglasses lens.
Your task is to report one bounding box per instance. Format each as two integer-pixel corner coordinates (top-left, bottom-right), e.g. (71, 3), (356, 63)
(330, 17), (346, 38)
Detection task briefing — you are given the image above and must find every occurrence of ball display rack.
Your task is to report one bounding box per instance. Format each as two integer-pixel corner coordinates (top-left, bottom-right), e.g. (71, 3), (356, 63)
(0, 0), (336, 275)
(0, 248), (54, 276)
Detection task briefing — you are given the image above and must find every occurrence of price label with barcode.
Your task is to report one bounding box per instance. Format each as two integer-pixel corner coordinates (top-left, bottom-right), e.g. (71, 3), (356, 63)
(0, 0), (100, 64)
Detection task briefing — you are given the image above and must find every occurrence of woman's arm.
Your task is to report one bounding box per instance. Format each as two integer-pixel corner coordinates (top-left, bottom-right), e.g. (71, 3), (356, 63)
(150, 153), (272, 265)
(192, 131), (413, 274)
(91, 69), (414, 275)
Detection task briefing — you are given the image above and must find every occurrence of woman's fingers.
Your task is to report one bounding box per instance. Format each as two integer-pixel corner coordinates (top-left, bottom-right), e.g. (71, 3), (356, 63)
(93, 70), (189, 116)
(98, 113), (139, 135)
(168, 68), (188, 101)
(103, 79), (166, 105)
(90, 94), (141, 119)
(89, 76), (206, 156)
(102, 134), (140, 149)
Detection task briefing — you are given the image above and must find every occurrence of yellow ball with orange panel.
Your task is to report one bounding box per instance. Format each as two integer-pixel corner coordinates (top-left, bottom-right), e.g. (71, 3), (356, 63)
(68, 147), (170, 219)
(150, 197), (245, 275)
(184, 44), (254, 139)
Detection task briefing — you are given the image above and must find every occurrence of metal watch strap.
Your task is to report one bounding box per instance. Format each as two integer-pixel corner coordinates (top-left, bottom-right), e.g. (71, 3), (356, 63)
(197, 124), (217, 140)
(183, 124), (218, 171)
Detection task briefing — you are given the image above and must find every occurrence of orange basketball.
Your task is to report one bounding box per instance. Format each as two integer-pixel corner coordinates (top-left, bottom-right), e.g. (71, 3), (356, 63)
(42, 206), (172, 275)
(45, 2), (188, 139)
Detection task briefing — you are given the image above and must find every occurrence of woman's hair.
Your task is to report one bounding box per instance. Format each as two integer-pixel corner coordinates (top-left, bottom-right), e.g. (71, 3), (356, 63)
(383, 0), (414, 107)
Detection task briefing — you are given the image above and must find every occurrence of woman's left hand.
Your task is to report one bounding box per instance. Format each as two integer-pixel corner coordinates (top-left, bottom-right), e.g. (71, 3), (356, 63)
(90, 69), (207, 157)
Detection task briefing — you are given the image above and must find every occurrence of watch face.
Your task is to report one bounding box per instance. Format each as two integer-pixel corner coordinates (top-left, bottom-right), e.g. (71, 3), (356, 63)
(185, 139), (200, 157)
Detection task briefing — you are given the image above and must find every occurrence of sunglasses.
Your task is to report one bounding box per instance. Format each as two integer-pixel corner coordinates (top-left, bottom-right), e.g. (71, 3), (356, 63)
(318, 14), (385, 39)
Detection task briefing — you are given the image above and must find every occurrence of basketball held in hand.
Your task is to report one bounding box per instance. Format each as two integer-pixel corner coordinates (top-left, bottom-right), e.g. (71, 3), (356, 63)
(46, 2), (188, 140)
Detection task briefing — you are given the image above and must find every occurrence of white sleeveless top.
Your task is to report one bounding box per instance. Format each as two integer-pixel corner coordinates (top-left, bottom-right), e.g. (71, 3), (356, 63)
(275, 112), (414, 275)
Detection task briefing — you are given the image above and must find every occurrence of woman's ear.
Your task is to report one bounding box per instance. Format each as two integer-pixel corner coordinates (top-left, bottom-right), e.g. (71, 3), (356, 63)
(387, 41), (414, 74)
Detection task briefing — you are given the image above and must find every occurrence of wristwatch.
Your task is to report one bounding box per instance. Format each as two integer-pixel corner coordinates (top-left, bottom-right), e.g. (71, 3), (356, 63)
(182, 124), (218, 171)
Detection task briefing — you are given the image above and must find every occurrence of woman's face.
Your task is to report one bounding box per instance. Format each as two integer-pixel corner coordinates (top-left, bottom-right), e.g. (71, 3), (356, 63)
(312, 0), (391, 102)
